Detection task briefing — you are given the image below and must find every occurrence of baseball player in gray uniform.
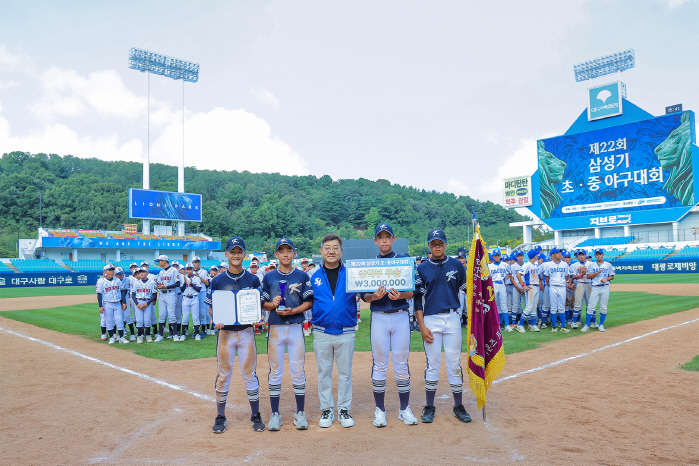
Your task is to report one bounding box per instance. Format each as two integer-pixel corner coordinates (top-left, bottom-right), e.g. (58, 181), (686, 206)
(191, 257), (211, 338)
(171, 261), (184, 337)
(130, 267), (158, 343)
(581, 248), (615, 332)
(140, 260), (159, 336)
(180, 263), (204, 340)
(115, 267), (137, 340)
(569, 249), (591, 329)
(96, 264), (128, 344)
(155, 255), (182, 342)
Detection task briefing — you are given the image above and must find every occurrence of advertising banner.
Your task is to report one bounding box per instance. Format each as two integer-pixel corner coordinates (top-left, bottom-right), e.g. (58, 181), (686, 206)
(503, 176), (533, 208)
(0, 272), (103, 288)
(612, 259), (698, 274)
(588, 81), (623, 121)
(538, 111), (698, 230)
(41, 237), (220, 250)
(345, 257), (415, 293)
(129, 189), (203, 222)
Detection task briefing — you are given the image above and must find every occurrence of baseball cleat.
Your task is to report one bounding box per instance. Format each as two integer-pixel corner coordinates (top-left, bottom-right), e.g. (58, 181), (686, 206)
(251, 412), (266, 432)
(516, 325), (526, 333)
(319, 409), (334, 428)
(373, 407), (387, 428)
(453, 404), (472, 423)
(540, 322), (547, 329)
(200, 330), (207, 338)
(108, 336), (116, 345)
(136, 336), (143, 344)
(212, 415), (226, 434)
(118, 336), (129, 344)
(504, 325), (513, 332)
(194, 334), (201, 341)
(293, 411), (308, 430)
(398, 406), (418, 425)
(100, 334), (107, 341)
(590, 322), (599, 328)
(598, 325), (605, 332)
(560, 327), (570, 333)
(129, 334), (136, 342)
(530, 325), (540, 332)
(551, 328), (557, 333)
(339, 409), (354, 428)
(166, 334), (173, 339)
(154, 335), (164, 342)
(145, 335), (153, 342)
(268, 412), (282, 431)
(421, 405), (435, 423)
(580, 325), (590, 332)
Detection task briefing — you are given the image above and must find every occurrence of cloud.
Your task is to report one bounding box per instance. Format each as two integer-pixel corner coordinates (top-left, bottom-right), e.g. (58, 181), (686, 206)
(0, 44), (33, 71)
(251, 87), (279, 109)
(667, 0), (688, 7)
(447, 178), (473, 197)
(29, 68), (148, 121)
(151, 107), (308, 176)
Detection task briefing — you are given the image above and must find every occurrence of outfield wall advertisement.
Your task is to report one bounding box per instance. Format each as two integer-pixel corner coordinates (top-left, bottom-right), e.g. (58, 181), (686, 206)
(0, 272), (102, 288)
(613, 259), (698, 274)
(537, 111), (698, 230)
(129, 189), (203, 222)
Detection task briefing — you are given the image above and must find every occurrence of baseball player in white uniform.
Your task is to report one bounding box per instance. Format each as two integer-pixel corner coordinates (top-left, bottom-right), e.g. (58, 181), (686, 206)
(96, 264), (129, 344)
(180, 262), (204, 340)
(171, 261), (184, 337)
(130, 267), (158, 343)
(509, 251), (525, 325)
(544, 248), (571, 333)
(155, 255), (182, 342)
(488, 249), (512, 332)
(140, 260), (159, 335)
(191, 257), (211, 338)
(581, 248), (615, 332)
(569, 249), (591, 329)
(115, 267), (137, 341)
(515, 250), (542, 332)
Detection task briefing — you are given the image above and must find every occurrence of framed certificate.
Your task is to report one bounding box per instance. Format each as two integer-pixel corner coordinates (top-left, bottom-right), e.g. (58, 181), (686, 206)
(345, 257), (415, 293)
(212, 289), (262, 325)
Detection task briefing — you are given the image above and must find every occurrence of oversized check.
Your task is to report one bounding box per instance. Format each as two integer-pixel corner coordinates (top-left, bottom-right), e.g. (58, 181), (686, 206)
(345, 257), (415, 293)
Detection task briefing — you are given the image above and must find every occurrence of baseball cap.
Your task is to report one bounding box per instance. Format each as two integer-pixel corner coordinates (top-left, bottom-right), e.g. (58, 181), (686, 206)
(275, 237), (295, 250)
(563, 251), (571, 258)
(220, 261), (228, 268)
(172, 260), (180, 267)
(114, 267), (124, 274)
(534, 245), (543, 252)
(185, 262), (194, 269)
(492, 248), (502, 257)
(300, 257), (309, 263)
(560, 248), (568, 257)
(135, 267), (146, 274)
(515, 251), (524, 257)
(576, 248), (587, 256)
(129, 262), (138, 268)
(210, 265), (219, 271)
(594, 248), (604, 254)
(427, 229), (447, 244)
(157, 254), (169, 262)
(192, 256), (201, 262)
(527, 250), (538, 259)
(250, 262), (259, 268)
(268, 262), (277, 269)
(550, 247), (561, 255)
(225, 237), (246, 252)
(103, 264), (115, 271)
(457, 247), (467, 258)
(375, 223), (394, 237)
(538, 253), (546, 260)
(140, 261), (149, 266)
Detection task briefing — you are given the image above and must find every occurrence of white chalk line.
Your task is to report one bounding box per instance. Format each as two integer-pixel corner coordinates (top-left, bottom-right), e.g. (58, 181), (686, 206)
(3, 316), (698, 407)
(493, 317), (699, 385)
(0, 327), (216, 403)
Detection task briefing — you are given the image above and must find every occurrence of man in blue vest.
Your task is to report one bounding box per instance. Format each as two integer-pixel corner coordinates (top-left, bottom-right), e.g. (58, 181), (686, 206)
(311, 233), (358, 429)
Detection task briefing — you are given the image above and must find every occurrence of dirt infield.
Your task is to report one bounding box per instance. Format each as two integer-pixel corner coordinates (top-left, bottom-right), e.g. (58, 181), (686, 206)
(611, 283), (699, 296)
(2, 302), (699, 465)
(0, 294), (95, 312)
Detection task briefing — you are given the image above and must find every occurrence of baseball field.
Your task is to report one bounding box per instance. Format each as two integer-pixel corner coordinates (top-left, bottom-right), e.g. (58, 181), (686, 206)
(1, 274), (698, 465)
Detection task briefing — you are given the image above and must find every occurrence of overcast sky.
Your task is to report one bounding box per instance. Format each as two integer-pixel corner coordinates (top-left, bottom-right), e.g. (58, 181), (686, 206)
(1, 0), (697, 210)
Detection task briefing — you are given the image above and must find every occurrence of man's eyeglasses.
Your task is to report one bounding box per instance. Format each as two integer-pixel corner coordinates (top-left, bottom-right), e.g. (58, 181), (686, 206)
(322, 246), (341, 252)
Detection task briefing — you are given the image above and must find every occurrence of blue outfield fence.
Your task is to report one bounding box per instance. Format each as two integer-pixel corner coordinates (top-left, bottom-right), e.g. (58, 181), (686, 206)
(613, 259), (699, 274)
(0, 272), (103, 288)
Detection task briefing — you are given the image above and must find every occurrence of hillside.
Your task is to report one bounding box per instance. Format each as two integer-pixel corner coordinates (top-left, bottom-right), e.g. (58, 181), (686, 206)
(0, 151), (528, 257)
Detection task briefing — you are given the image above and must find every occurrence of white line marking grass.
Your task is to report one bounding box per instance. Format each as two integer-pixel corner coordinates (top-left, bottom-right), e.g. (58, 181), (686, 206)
(0, 327), (216, 403)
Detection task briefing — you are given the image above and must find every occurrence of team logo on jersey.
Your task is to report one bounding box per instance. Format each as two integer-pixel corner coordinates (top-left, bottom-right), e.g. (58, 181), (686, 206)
(314, 277), (323, 286)
(288, 283), (301, 294)
(445, 270), (457, 281)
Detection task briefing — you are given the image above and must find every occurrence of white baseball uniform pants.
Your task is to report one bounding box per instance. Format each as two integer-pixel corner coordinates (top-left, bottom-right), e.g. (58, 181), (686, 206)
(175, 292), (182, 324)
(549, 285), (566, 314)
(102, 301), (124, 331)
(157, 291), (178, 325)
(587, 285), (610, 315)
(198, 290), (209, 325)
(133, 301), (153, 328)
(423, 311), (463, 392)
(181, 295), (200, 327)
(215, 327), (259, 403)
(524, 286), (540, 319)
(268, 323), (306, 399)
(370, 311), (410, 392)
(493, 283), (508, 315)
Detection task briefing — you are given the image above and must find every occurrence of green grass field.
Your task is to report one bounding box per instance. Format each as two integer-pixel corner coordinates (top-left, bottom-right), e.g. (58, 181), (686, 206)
(611, 273), (699, 284)
(1, 286), (95, 298)
(680, 355), (699, 371)
(2, 291), (698, 361)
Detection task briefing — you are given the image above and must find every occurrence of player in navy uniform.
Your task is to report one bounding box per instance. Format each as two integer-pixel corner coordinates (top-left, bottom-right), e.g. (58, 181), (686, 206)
(414, 229), (471, 424)
(209, 237), (265, 433)
(260, 238), (314, 431)
(361, 224), (418, 427)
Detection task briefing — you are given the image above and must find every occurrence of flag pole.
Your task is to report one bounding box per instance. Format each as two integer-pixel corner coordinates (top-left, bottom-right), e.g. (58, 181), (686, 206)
(471, 209), (487, 421)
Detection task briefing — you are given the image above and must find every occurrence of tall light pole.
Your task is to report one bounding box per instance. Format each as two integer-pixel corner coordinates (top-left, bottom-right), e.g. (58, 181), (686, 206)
(129, 48), (200, 236)
(574, 49), (635, 97)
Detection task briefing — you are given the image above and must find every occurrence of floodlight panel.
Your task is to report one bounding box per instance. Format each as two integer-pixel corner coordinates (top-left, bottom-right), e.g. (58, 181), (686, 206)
(129, 48), (199, 83)
(573, 49), (635, 82)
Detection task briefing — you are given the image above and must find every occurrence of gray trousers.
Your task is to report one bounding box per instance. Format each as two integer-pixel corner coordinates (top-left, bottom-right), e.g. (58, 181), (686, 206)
(313, 331), (355, 411)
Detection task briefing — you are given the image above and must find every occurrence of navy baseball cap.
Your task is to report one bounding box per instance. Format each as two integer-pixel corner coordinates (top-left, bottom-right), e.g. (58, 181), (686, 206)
(594, 248), (605, 254)
(527, 250), (538, 259)
(427, 229), (447, 244)
(457, 247), (467, 258)
(375, 223), (394, 237)
(225, 237), (246, 252)
(275, 237), (295, 250)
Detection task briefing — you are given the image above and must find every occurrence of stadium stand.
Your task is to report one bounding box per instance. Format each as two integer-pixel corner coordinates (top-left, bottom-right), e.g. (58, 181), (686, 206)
(0, 262), (15, 273)
(668, 245), (699, 260)
(576, 236), (635, 247)
(63, 259), (109, 272)
(614, 246), (675, 262)
(10, 259), (66, 272)
(601, 249), (627, 261)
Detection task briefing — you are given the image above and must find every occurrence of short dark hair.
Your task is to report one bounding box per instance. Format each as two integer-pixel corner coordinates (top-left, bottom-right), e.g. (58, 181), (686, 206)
(321, 233), (343, 247)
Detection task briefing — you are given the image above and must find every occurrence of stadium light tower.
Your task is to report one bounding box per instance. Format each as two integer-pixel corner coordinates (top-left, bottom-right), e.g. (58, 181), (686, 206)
(128, 48), (200, 236)
(574, 49), (635, 97)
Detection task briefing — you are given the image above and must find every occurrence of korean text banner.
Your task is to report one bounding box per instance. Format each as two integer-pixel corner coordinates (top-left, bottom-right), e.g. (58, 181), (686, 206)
(503, 176), (532, 208)
(345, 257), (415, 293)
(0, 272), (102, 288)
(129, 189), (203, 222)
(538, 111), (697, 230)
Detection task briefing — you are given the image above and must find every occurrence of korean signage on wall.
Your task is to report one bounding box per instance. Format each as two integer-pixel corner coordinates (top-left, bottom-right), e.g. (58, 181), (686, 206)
(503, 176), (533, 208)
(0, 272), (103, 288)
(537, 111), (698, 230)
(587, 81), (623, 121)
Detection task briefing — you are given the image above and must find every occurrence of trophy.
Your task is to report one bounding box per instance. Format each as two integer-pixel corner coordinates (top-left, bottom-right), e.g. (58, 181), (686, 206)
(278, 280), (287, 311)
